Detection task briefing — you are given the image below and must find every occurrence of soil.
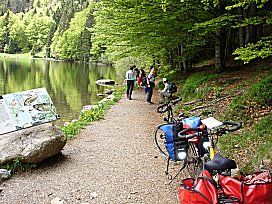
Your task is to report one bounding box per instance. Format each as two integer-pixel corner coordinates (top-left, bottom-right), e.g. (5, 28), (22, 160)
(0, 88), (182, 204)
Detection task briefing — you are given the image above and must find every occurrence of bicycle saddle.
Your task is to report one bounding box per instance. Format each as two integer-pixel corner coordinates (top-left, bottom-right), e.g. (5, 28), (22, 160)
(204, 152), (237, 171)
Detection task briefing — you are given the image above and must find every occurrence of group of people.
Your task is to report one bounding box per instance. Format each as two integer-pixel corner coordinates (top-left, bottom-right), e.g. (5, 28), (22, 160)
(125, 65), (171, 104)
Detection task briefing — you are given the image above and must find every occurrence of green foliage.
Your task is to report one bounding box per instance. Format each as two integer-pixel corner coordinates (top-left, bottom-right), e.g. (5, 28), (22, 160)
(247, 75), (272, 105)
(182, 72), (219, 95)
(233, 36), (272, 64)
(0, 159), (37, 173)
(228, 95), (247, 112)
(114, 56), (152, 80)
(191, 14), (239, 36)
(54, 5), (92, 61)
(219, 115), (272, 174)
(61, 87), (125, 138)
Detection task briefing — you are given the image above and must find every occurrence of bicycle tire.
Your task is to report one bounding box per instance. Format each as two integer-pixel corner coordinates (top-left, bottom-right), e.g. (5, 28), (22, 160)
(184, 142), (204, 178)
(154, 124), (169, 158)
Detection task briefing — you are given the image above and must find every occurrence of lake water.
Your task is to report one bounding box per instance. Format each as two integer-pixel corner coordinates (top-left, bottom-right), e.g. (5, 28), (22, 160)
(0, 57), (118, 126)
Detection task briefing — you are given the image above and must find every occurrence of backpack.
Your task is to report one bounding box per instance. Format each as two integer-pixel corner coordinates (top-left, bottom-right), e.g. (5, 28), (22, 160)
(141, 77), (148, 87)
(160, 117), (201, 161)
(168, 82), (177, 93)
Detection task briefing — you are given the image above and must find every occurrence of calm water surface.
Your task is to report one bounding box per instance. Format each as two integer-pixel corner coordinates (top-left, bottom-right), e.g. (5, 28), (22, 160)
(0, 57), (119, 126)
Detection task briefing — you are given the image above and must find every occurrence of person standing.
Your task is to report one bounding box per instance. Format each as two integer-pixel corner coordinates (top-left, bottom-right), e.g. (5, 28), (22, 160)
(137, 66), (146, 89)
(146, 67), (157, 104)
(125, 65), (136, 100)
(159, 78), (171, 103)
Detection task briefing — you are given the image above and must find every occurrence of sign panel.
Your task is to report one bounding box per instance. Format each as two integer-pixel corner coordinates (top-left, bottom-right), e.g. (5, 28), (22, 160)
(0, 88), (60, 135)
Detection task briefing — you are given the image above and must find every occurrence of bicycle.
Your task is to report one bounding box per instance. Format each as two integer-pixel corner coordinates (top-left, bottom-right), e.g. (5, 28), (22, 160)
(153, 96), (183, 159)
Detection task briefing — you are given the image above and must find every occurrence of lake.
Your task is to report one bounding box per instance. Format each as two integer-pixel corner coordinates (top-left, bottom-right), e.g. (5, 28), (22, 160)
(0, 57), (119, 127)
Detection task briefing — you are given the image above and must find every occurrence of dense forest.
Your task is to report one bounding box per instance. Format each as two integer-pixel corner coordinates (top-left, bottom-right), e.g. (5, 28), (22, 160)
(0, 0), (271, 73)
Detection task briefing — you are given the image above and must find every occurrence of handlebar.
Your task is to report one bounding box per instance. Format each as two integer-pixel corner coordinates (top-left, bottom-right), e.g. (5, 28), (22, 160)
(177, 121), (242, 140)
(157, 97), (182, 113)
(221, 121), (242, 132)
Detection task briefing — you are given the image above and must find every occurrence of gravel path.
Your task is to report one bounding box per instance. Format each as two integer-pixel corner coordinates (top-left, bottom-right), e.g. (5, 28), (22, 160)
(0, 88), (182, 204)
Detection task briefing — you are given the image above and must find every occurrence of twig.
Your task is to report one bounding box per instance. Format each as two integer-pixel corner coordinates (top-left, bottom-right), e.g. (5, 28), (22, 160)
(189, 95), (233, 112)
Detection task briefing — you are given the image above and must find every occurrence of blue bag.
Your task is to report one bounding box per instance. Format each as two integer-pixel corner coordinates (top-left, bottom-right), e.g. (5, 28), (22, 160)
(182, 116), (201, 128)
(160, 124), (175, 160)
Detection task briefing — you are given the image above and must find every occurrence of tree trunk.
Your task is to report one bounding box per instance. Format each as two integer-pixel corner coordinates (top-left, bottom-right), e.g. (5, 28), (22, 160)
(238, 7), (245, 48)
(244, 9), (250, 45)
(249, 2), (257, 43)
(214, 2), (226, 72)
(215, 28), (226, 72)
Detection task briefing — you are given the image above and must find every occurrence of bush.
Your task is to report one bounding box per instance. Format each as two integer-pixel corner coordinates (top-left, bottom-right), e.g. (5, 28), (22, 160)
(247, 76), (272, 105)
(182, 73), (219, 94)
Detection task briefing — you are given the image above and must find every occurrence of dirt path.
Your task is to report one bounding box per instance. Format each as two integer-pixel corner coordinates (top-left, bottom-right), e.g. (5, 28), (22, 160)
(0, 88), (181, 204)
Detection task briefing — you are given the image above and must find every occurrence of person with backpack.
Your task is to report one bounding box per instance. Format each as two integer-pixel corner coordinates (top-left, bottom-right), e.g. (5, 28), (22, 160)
(125, 65), (136, 100)
(159, 78), (172, 104)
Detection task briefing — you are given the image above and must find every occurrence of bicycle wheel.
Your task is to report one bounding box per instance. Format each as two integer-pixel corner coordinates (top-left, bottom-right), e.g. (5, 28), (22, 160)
(184, 142), (204, 178)
(154, 124), (169, 158)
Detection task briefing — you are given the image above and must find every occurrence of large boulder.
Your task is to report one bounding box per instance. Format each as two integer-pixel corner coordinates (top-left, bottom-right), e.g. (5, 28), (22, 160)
(0, 123), (67, 164)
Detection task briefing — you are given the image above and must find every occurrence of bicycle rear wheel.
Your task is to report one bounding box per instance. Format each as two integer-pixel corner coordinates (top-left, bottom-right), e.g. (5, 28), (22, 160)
(184, 142), (204, 178)
(154, 124), (169, 158)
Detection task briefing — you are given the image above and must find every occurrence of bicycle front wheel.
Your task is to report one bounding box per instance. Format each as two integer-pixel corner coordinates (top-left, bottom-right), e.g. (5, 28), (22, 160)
(154, 124), (170, 158)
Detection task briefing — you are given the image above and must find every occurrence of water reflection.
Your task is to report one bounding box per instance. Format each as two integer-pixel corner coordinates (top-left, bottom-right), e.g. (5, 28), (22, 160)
(0, 58), (118, 126)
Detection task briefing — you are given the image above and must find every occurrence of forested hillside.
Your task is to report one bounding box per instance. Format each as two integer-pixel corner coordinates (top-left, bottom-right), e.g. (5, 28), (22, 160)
(0, 0), (272, 72)
(0, 0), (92, 61)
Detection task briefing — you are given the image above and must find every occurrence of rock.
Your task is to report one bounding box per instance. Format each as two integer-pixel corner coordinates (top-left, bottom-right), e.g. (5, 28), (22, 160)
(105, 89), (116, 95)
(81, 105), (99, 113)
(95, 79), (115, 86)
(51, 197), (66, 204)
(0, 169), (11, 180)
(63, 122), (70, 127)
(90, 192), (98, 199)
(0, 123), (67, 164)
(105, 90), (113, 94)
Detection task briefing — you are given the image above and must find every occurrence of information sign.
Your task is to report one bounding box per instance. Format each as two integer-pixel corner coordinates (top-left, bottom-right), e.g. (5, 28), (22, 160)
(0, 88), (59, 135)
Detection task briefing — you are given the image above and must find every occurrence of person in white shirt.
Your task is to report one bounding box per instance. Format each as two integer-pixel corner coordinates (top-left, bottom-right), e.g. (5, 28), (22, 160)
(146, 67), (157, 104)
(160, 78), (171, 104)
(125, 65), (136, 100)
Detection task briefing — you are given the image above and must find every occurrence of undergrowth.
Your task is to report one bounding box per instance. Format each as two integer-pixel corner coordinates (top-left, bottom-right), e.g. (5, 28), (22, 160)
(219, 115), (272, 174)
(181, 72), (219, 100)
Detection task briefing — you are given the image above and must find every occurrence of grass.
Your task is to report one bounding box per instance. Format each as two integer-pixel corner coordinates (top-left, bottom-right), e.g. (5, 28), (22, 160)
(61, 87), (125, 139)
(0, 159), (37, 173)
(219, 115), (272, 174)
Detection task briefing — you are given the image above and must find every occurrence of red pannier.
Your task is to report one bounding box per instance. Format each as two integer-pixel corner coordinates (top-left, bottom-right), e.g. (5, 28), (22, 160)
(178, 170), (218, 204)
(219, 171), (272, 204)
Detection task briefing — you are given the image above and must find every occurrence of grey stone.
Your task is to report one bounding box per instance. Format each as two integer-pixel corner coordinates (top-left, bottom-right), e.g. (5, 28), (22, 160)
(0, 169), (11, 180)
(95, 79), (115, 86)
(0, 123), (67, 164)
